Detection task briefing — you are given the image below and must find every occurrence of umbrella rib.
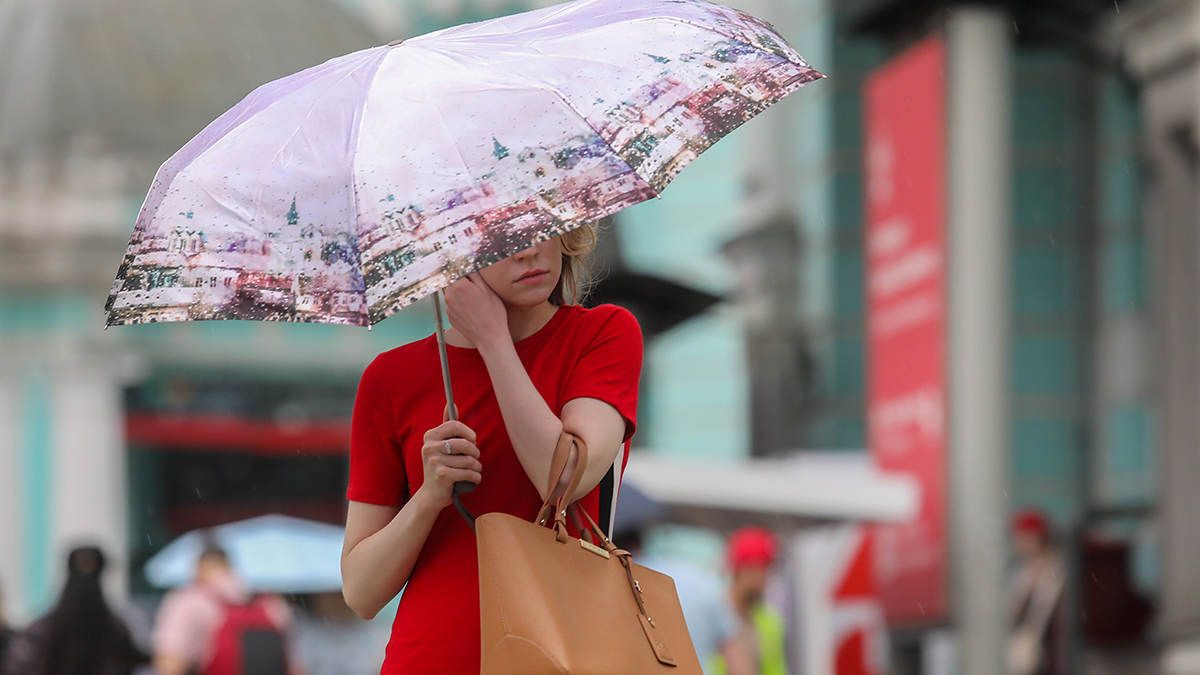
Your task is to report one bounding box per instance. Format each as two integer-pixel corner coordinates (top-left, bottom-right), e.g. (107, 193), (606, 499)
(421, 44), (651, 193)
(251, 50), (387, 221)
(534, 81), (659, 198)
(349, 50), (393, 326)
(175, 48), (383, 193)
(415, 77), (480, 196)
(652, 15), (810, 68)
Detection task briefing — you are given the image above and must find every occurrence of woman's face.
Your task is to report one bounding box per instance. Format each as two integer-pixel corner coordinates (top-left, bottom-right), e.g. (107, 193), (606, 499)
(477, 238), (563, 308)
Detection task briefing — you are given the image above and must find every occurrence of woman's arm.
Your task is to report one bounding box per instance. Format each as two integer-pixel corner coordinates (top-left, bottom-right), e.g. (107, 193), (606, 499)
(444, 275), (626, 501)
(341, 420), (482, 620)
(476, 338), (625, 501)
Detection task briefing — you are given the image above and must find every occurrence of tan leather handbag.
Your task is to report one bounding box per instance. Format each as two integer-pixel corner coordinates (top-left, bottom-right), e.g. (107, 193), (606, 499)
(474, 432), (703, 675)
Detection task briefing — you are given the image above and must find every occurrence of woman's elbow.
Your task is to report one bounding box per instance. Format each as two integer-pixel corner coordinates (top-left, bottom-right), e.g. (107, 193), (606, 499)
(340, 563), (382, 620)
(342, 584), (380, 621)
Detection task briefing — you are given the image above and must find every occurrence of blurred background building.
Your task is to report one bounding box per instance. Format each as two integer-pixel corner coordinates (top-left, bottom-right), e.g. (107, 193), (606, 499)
(1, 0), (1197, 673)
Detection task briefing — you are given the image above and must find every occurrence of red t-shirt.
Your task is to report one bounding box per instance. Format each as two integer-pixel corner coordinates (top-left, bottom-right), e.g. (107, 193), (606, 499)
(346, 303), (643, 675)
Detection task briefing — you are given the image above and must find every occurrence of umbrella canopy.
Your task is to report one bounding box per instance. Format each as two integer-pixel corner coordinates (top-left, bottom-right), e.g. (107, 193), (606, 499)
(611, 481), (667, 540)
(144, 514), (345, 593)
(104, 0), (822, 328)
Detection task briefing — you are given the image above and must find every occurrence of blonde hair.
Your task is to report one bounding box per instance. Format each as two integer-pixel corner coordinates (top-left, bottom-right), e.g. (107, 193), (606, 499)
(550, 222), (597, 306)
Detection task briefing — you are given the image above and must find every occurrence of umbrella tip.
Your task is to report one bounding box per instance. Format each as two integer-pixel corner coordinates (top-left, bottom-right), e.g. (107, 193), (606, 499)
(387, 39), (405, 47)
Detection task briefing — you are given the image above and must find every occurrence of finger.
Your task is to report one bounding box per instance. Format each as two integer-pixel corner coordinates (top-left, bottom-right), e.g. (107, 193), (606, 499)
(468, 273), (497, 294)
(434, 453), (483, 472)
(422, 439), (481, 462)
(443, 403), (459, 423)
(442, 280), (466, 303)
(435, 466), (482, 485)
(444, 438), (481, 459)
(424, 420), (477, 444)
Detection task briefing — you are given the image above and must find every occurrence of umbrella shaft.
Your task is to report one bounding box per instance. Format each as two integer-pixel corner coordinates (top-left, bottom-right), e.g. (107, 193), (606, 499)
(432, 290), (457, 422)
(433, 291), (476, 506)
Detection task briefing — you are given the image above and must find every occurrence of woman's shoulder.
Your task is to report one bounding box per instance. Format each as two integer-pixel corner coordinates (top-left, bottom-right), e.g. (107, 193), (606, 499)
(364, 334), (436, 372)
(355, 336), (438, 400)
(561, 303), (641, 337)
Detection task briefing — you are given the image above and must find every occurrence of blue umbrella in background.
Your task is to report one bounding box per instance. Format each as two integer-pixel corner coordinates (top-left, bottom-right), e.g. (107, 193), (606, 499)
(612, 482), (667, 541)
(145, 514), (344, 593)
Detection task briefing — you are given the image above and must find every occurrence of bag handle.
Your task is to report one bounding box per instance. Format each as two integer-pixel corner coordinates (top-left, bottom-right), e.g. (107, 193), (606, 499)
(541, 432), (577, 508)
(456, 429), (584, 532)
(535, 432), (591, 542)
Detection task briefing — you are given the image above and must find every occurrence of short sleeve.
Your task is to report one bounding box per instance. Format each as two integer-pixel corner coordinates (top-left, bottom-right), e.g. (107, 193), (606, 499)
(151, 591), (204, 663)
(713, 593), (739, 644)
(346, 356), (407, 506)
(562, 307), (643, 441)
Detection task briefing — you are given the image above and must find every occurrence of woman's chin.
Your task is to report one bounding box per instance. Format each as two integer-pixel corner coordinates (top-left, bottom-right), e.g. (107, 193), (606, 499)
(500, 287), (553, 308)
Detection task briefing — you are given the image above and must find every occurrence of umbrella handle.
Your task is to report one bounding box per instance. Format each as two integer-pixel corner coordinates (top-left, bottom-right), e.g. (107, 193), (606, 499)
(432, 291), (477, 529)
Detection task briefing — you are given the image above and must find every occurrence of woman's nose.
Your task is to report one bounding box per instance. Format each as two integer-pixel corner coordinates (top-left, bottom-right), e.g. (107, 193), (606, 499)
(512, 244), (538, 260)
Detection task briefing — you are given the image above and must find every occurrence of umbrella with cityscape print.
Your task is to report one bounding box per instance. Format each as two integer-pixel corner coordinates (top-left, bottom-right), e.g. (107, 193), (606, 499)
(104, 0), (822, 332)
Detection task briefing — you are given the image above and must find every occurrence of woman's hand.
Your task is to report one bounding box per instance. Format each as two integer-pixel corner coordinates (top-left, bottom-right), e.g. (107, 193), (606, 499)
(417, 420), (483, 509)
(444, 273), (509, 350)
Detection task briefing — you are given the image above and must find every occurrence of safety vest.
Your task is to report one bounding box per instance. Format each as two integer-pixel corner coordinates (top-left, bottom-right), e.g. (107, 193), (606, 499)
(710, 603), (788, 675)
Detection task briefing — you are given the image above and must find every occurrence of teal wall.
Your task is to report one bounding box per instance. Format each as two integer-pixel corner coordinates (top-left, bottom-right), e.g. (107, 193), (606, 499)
(1094, 74), (1154, 510)
(1007, 50), (1089, 524)
(799, 20), (882, 450)
(619, 121), (750, 459)
(2, 295), (81, 615)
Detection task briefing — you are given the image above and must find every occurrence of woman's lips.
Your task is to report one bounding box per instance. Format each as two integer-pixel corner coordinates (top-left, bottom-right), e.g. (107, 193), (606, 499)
(516, 270), (549, 285)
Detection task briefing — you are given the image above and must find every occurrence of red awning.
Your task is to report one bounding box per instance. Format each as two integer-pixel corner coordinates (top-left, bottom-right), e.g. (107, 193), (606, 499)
(126, 413), (350, 455)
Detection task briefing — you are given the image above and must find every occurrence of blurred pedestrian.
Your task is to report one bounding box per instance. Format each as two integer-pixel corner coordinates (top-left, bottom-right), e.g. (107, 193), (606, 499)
(612, 525), (751, 675)
(152, 545), (299, 675)
(1007, 509), (1065, 675)
(0, 581), (13, 667)
(293, 592), (389, 675)
(1, 546), (148, 675)
(713, 527), (788, 675)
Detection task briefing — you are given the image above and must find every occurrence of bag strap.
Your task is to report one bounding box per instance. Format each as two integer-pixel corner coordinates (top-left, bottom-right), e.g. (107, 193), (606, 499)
(457, 431), (588, 533)
(535, 432), (590, 542)
(539, 432), (577, 514)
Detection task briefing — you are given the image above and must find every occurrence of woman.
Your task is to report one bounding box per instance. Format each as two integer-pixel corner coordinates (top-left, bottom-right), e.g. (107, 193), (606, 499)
(340, 225), (643, 675)
(1008, 510), (1064, 675)
(1, 547), (148, 675)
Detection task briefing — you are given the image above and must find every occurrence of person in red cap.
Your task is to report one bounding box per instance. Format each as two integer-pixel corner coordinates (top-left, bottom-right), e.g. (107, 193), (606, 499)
(713, 527), (787, 675)
(1007, 509), (1064, 675)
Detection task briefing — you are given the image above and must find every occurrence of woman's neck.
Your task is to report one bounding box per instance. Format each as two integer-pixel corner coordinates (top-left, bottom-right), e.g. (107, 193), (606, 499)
(505, 301), (560, 342)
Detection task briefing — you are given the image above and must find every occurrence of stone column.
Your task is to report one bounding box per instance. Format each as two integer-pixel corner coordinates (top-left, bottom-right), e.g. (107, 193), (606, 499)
(946, 7), (1013, 675)
(0, 370), (24, 622)
(1118, 3), (1200, 669)
(49, 351), (134, 604)
(0, 334), (138, 621)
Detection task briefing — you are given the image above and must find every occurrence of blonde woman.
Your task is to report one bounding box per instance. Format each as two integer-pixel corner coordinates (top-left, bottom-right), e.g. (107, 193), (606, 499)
(340, 226), (643, 675)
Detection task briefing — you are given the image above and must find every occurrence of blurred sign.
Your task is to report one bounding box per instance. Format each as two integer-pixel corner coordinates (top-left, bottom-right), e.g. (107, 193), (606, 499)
(794, 525), (889, 675)
(864, 37), (948, 626)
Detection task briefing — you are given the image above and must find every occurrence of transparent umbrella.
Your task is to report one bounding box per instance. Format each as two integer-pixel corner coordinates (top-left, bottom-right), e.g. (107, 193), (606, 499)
(144, 514), (345, 594)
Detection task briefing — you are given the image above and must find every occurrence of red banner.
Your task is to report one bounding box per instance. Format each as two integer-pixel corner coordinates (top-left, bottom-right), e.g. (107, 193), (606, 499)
(863, 37), (948, 626)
